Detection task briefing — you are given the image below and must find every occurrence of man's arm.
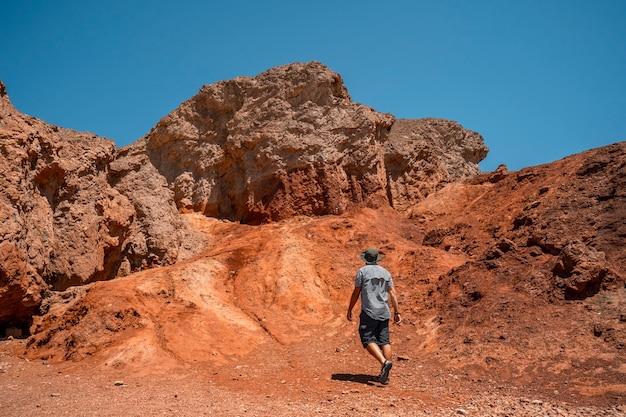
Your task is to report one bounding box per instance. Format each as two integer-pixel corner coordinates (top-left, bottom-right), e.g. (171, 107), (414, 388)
(388, 285), (401, 324)
(347, 287), (361, 321)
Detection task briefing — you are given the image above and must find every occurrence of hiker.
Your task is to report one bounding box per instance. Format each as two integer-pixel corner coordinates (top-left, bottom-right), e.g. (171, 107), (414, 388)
(347, 248), (401, 384)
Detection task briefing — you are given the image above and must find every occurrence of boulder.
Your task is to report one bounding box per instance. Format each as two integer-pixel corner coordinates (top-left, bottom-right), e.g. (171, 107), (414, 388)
(552, 241), (608, 299)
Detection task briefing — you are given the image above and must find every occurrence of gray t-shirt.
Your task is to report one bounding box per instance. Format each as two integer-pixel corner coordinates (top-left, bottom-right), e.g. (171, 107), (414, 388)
(355, 263), (394, 321)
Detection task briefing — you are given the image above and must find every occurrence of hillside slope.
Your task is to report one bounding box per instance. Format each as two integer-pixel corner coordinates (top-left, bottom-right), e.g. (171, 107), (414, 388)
(16, 143), (626, 408)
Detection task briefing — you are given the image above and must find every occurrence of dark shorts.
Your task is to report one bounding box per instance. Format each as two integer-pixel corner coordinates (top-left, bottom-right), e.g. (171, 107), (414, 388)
(358, 311), (390, 348)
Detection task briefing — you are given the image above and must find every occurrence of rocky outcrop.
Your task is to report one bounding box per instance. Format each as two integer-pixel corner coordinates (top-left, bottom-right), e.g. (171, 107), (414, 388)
(386, 118), (488, 211)
(108, 143), (183, 274)
(0, 61), (488, 330)
(0, 85), (182, 330)
(144, 61), (487, 223)
(413, 141), (626, 302)
(144, 62), (394, 223)
(0, 91), (128, 288)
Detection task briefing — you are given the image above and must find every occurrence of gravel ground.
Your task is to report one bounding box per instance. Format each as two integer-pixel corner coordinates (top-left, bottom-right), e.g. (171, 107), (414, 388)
(2, 344), (624, 417)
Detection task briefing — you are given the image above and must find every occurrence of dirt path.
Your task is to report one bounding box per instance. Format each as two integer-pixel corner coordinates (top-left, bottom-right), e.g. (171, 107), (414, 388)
(2, 338), (623, 417)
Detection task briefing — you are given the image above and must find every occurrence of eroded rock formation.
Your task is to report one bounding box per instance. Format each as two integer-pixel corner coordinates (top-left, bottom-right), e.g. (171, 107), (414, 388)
(386, 118), (488, 211)
(143, 62), (487, 223)
(0, 85), (182, 330)
(0, 61), (487, 330)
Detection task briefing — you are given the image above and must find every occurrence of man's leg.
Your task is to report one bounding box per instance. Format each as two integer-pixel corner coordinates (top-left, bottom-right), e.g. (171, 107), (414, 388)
(360, 313), (386, 365)
(381, 343), (392, 361)
(368, 343), (393, 384)
(366, 342), (386, 365)
(360, 314), (392, 383)
(377, 342), (393, 384)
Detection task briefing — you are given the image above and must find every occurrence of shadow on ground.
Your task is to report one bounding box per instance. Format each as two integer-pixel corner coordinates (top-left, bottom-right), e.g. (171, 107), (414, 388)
(331, 373), (376, 386)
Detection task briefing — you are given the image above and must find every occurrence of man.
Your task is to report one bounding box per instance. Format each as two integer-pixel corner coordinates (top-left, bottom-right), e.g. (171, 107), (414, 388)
(347, 248), (401, 385)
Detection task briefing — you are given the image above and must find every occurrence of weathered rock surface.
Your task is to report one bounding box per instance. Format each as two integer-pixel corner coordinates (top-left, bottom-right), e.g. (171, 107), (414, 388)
(386, 118), (488, 211)
(409, 142), (625, 384)
(0, 84), (182, 330)
(144, 62), (487, 223)
(0, 242), (45, 328)
(108, 143), (183, 274)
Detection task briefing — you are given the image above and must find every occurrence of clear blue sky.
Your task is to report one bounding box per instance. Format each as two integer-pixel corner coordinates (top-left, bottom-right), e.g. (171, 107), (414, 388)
(1, 0), (625, 171)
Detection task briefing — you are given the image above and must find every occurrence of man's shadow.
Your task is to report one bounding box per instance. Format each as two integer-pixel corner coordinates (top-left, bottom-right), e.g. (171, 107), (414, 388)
(331, 373), (376, 386)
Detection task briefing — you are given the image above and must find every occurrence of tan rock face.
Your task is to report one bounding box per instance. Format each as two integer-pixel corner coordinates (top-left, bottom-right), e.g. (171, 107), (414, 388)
(108, 142), (183, 273)
(0, 87), (182, 329)
(386, 118), (488, 211)
(0, 92), (130, 290)
(144, 61), (486, 223)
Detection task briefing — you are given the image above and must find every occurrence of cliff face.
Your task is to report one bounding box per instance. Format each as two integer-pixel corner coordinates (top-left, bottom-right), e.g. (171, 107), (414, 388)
(143, 62), (487, 223)
(0, 82), (183, 329)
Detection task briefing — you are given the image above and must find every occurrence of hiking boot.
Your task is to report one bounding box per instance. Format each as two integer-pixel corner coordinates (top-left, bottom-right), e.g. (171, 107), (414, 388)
(378, 360), (393, 384)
